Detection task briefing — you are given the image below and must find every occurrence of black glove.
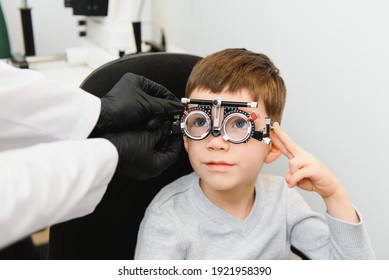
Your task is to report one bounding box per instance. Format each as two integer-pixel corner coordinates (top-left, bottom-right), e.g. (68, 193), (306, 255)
(103, 121), (182, 180)
(91, 73), (184, 136)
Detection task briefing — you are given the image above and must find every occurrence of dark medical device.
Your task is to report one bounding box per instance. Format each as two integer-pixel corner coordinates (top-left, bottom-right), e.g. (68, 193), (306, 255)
(64, 0), (109, 16)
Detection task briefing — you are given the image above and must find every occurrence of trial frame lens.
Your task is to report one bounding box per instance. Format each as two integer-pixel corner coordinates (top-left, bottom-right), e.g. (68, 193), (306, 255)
(222, 112), (253, 143)
(183, 109), (211, 140)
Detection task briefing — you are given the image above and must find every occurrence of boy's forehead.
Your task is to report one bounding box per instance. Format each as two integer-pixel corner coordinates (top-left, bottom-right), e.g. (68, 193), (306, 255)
(189, 88), (256, 102)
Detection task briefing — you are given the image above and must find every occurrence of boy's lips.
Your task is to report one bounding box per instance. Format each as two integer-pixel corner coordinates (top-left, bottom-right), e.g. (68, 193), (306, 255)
(204, 161), (234, 172)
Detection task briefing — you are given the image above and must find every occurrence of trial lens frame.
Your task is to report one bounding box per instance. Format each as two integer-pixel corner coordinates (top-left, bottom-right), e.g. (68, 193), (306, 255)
(178, 97), (272, 144)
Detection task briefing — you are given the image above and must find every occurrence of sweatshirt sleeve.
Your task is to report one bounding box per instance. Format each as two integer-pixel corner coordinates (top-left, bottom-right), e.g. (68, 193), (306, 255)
(324, 209), (375, 259)
(287, 188), (375, 259)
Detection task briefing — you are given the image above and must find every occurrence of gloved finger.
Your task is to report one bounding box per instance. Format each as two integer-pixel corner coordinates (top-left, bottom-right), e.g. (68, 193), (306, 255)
(147, 120), (173, 150)
(145, 116), (176, 132)
(134, 74), (178, 101)
(152, 134), (183, 170)
(156, 121), (182, 159)
(149, 96), (185, 116)
(145, 125), (164, 150)
(156, 120), (177, 152)
(160, 120), (174, 138)
(167, 133), (183, 156)
(134, 74), (185, 116)
(146, 116), (163, 131)
(144, 120), (182, 171)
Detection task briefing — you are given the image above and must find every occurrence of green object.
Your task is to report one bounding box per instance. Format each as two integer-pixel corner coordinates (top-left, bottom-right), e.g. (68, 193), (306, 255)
(0, 4), (11, 58)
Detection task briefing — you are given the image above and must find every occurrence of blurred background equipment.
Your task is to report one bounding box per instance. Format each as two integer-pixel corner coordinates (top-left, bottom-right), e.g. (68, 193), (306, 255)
(5, 0), (165, 70)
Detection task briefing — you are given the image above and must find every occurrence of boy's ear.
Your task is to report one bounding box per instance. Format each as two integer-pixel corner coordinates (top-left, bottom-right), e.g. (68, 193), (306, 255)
(264, 142), (282, 163)
(183, 135), (189, 152)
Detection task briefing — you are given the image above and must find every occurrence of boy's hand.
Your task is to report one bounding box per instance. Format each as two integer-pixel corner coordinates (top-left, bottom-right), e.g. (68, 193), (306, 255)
(270, 122), (342, 198)
(270, 122), (359, 223)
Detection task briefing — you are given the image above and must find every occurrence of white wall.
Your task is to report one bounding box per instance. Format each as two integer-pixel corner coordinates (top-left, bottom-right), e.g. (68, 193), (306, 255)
(151, 0), (389, 259)
(1, 0), (83, 55)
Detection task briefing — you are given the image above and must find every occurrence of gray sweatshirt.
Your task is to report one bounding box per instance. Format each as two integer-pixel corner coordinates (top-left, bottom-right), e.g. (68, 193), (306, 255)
(135, 172), (375, 259)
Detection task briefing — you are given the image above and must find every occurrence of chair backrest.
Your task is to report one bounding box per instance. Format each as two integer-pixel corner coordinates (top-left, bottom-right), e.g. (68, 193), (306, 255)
(48, 52), (202, 259)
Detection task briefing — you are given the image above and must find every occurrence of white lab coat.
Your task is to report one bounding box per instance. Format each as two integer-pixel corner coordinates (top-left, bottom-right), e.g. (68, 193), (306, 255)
(0, 61), (118, 249)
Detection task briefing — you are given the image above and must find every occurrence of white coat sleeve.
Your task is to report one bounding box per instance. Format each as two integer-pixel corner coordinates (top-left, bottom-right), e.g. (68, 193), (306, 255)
(0, 61), (101, 152)
(0, 138), (118, 249)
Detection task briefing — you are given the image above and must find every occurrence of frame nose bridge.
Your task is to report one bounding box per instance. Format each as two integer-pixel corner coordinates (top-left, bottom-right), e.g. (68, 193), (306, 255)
(211, 104), (224, 131)
(211, 128), (221, 137)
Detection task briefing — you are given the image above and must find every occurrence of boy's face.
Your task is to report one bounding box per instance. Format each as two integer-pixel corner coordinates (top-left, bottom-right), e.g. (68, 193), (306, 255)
(184, 89), (279, 193)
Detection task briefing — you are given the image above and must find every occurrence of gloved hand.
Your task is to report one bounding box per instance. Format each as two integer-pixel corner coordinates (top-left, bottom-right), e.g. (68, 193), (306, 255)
(90, 73), (184, 136)
(102, 121), (182, 180)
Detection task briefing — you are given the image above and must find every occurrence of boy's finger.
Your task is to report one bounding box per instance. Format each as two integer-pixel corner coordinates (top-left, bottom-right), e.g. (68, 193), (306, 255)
(270, 130), (294, 159)
(272, 122), (303, 157)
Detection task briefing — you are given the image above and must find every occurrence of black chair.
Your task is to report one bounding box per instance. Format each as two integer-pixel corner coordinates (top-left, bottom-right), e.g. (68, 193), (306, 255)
(0, 237), (42, 259)
(48, 52), (202, 259)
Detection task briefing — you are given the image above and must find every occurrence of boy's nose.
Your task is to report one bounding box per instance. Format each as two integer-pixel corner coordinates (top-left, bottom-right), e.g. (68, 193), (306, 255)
(206, 132), (229, 150)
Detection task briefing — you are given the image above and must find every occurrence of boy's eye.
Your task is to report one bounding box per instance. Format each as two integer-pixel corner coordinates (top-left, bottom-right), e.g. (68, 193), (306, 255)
(233, 119), (248, 129)
(229, 118), (248, 129)
(193, 117), (208, 127)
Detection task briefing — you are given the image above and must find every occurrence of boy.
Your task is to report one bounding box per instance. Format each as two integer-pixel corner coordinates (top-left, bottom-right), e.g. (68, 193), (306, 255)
(134, 48), (375, 259)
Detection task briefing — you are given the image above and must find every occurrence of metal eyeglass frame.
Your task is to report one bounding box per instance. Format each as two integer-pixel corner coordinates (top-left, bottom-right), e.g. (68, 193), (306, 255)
(177, 97), (272, 144)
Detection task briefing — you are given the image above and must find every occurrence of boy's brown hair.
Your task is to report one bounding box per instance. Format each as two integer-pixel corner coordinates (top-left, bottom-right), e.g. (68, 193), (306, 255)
(185, 48), (286, 123)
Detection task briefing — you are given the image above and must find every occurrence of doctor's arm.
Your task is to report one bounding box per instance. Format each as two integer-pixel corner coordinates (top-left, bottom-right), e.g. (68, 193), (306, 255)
(0, 61), (100, 151)
(0, 138), (117, 249)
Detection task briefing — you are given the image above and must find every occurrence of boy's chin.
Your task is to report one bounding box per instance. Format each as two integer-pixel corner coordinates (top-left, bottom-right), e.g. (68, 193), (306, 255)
(199, 177), (242, 192)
